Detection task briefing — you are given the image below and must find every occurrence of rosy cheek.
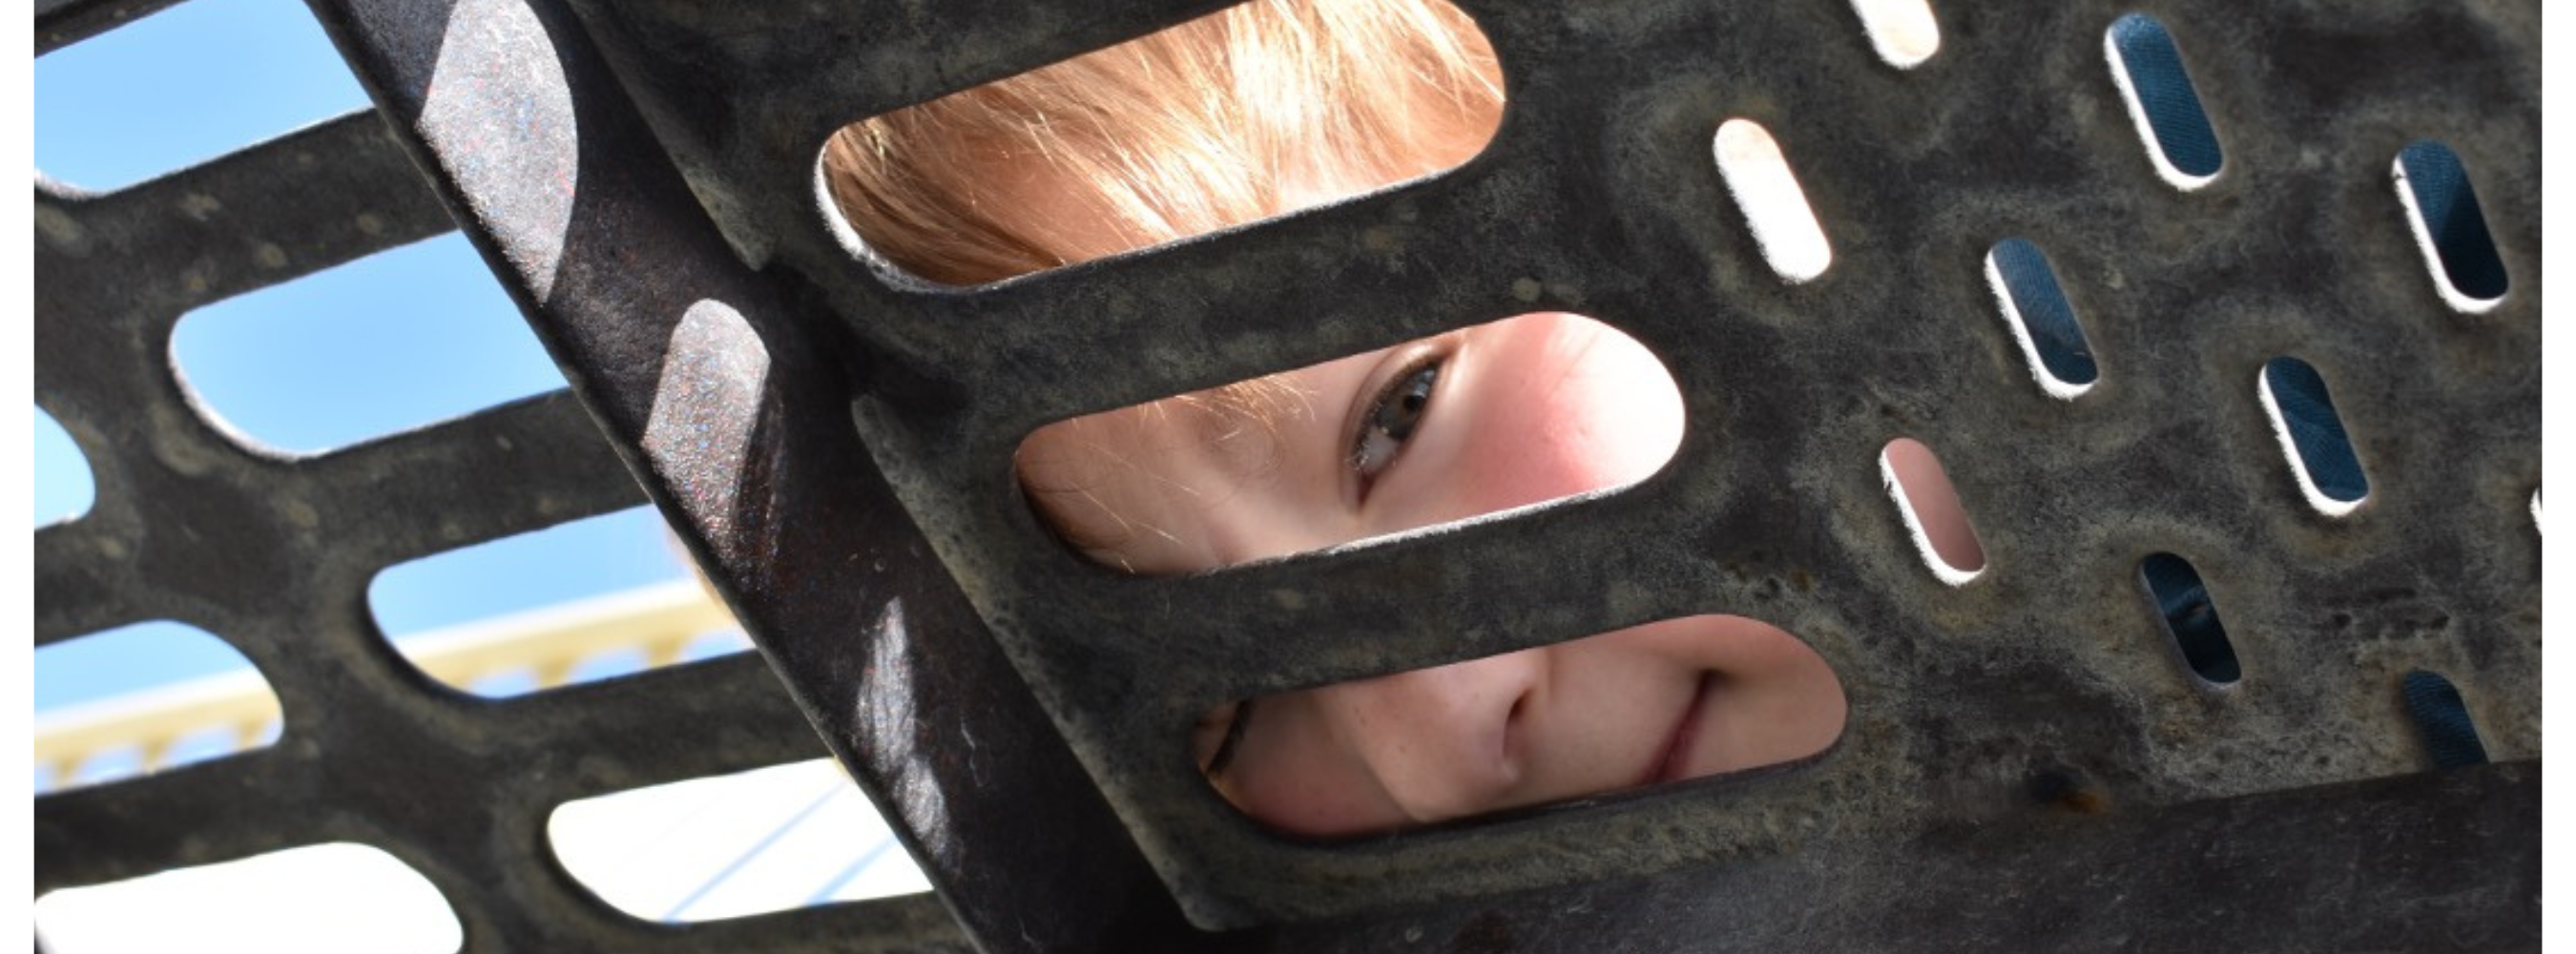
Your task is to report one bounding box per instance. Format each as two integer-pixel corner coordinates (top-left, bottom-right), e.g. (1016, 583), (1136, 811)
(1214, 695), (1402, 838)
(1454, 335), (1684, 517)
(1230, 755), (1395, 838)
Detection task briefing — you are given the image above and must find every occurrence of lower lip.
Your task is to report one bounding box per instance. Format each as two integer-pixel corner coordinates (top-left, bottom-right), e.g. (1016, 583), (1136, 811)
(1643, 674), (1715, 786)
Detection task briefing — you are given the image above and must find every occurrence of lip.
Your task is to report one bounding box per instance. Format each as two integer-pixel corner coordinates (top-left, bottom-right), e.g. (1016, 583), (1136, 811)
(1641, 673), (1716, 786)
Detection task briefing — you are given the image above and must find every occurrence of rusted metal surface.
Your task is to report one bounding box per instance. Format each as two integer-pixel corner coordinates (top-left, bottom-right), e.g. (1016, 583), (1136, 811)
(34, 0), (2538, 951)
(1240, 761), (2541, 954)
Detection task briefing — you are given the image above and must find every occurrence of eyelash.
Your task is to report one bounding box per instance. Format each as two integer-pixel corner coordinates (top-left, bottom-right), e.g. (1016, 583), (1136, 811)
(1350, 354), (1444, 491)
(1201, 699), (1257, 778)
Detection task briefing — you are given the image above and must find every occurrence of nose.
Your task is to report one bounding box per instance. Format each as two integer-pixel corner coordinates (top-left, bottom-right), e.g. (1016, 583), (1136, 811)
(1317, 647), (1549, 824)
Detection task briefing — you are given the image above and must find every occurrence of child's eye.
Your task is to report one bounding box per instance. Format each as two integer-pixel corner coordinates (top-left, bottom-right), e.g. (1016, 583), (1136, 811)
(1351, 359), (1442, 485)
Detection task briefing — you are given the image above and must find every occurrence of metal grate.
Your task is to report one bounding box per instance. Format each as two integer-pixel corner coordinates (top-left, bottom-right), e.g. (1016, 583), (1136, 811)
(35, 0), (2539, 951)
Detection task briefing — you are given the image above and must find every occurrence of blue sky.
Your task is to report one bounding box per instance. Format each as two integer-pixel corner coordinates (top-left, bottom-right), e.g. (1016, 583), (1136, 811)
(34, 0), (705, 716)
(27, 12), (904, 918)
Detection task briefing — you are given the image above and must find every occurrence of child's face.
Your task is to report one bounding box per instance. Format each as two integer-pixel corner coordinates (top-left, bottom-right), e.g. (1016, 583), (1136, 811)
(975, 117), (1844, 835)
(831, 0), (1851, 840)
(1021, 306), (1846, 837)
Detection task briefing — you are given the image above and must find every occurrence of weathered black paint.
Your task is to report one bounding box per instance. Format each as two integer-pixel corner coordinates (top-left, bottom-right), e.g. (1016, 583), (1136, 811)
(35, 0), (2538, 951)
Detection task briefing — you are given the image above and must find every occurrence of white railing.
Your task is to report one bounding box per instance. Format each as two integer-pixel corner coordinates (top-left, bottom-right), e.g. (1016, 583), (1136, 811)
(34, 580), (741, 786)
(33, 581), (932, 933)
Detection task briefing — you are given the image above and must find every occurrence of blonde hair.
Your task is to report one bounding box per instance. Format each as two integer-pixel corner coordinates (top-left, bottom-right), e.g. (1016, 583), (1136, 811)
(821, 0), (1505, 559)
(821, 0), (1503, 284)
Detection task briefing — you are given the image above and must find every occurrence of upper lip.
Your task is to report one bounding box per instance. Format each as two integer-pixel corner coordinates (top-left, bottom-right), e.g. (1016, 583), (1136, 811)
(1641, 673), (1716, 786)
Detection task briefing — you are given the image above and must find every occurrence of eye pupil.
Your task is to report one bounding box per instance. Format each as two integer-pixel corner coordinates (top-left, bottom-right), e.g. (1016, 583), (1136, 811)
(1377, 365), (1437, 440)
(1353, 361), (1442, 481)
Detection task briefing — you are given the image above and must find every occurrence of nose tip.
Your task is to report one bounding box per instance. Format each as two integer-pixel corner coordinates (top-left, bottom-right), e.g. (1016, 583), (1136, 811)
(1333, 649), (1547, 823)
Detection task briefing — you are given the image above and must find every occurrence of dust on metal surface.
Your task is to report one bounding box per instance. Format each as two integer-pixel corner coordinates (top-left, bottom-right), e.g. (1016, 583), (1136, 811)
(35, 0), (2538, 952)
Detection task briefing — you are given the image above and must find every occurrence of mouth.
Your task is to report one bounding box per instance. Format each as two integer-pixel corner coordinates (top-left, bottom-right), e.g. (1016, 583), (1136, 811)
(1641, 673), (1716, 787)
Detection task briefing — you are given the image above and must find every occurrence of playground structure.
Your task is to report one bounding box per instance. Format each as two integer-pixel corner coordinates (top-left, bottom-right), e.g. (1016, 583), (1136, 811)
(35, 0), (2540, 950)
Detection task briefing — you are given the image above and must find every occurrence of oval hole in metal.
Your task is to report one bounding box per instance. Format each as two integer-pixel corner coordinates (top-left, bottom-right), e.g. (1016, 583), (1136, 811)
(168, 234), (564, 454)
(2138, 552), (2239, 686)
(1848, 0), (1941, 69)
(1188, 613), (1845, 840)
(34, 0), (369, 191)
(35, 404), (94, 525)
(34, 842), (463, 953)
(2106, 12), (2223, 190)
(1714, 118), (1834, 283)
(36, 619), (280, 794)
(2393, 140), (2509, 313)
(1880, 437), (1985, 584)
(2257, 356), (2369, 517)
(548, 758), (930, 922)
(814, 0), (1503, 288)
(1013, 311), (1683, 572)
(365, 508), (745, 697)
(1984, 238), (2097, 398)
(2399, 670), (2488, 769)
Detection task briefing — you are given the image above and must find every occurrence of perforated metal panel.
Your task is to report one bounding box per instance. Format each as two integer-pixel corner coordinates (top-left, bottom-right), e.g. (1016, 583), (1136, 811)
(35, 0), (2539, 952)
